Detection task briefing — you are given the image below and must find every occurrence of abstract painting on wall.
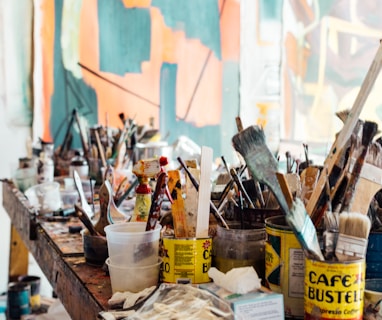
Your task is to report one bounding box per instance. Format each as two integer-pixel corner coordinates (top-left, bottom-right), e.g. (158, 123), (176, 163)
(34, 0), (240, 161)
(282, 0), (382, 144)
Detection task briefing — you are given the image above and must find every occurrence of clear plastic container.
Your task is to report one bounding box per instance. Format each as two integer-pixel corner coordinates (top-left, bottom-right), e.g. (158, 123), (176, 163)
(104, 222), (161, 267)
(212, 223), (266, 279)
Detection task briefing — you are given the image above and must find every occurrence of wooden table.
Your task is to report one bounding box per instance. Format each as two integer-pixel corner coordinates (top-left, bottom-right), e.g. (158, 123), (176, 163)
(3, 181), (112, 320)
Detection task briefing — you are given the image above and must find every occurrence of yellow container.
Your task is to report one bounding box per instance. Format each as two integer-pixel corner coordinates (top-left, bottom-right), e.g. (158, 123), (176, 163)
(162, 237), (212, 284)
(265, 215), (304, 319)
(304, 258), (365, 320)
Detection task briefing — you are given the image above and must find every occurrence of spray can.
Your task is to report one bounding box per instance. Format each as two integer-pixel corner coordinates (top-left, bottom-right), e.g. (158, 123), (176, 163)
(130, 158), (161, 222)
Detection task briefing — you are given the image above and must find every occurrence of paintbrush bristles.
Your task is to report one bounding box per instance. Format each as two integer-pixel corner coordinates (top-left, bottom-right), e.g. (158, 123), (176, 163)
(231, 125), (289, 215)
(232, 125), (266, 156)
(361, 121), (378, 147)
(339, 212), (371, 239)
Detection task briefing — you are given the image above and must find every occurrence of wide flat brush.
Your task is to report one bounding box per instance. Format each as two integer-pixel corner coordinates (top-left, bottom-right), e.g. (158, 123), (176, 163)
(335, 211), (371, 261)
(232, 125), (289, 216)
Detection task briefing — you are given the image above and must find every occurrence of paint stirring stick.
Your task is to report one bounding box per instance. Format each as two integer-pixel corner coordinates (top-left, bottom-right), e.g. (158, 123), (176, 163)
(196, 146), (213, 238)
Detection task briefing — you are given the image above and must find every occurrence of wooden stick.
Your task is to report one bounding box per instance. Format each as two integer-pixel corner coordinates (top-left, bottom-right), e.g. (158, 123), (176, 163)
(196, 146), (213, 238)
(168, 170), (188, 238)
(306, 41), (382, 221)
(95, 129), (107, 168)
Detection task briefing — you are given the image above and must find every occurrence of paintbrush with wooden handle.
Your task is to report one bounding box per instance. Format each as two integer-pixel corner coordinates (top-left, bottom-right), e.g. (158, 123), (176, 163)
(306, 41), (382, 223)
(339, 121), (378, 213)
(232, 125), (289, 216)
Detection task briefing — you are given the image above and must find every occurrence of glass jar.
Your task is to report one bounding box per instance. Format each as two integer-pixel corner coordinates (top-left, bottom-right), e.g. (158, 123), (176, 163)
(212, 223), (266, 280)
(69, 150), (89, 179)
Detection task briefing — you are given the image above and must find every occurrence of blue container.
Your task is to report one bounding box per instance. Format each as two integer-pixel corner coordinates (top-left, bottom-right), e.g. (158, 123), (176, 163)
(366, 232), (382, 279)
(7, 282), (30, 320)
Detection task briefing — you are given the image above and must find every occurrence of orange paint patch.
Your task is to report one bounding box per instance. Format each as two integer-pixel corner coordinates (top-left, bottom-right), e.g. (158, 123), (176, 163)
(123, 0), (151, 8)
(220, 0), (240, 61)
(40, 0), (55, 141)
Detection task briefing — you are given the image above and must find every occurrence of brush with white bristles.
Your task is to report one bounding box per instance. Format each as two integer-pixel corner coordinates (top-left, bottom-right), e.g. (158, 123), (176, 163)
(335, 211), (371, 261)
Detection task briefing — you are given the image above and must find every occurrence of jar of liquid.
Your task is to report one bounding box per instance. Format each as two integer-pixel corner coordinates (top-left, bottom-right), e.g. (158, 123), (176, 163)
(212, 222), (266, 280)
(69, 150), (89, 179)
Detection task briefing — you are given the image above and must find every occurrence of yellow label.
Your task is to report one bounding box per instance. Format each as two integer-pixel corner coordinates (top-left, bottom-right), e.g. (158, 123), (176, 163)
(131, 193), (151, 222)
(265, 241), (281, 290)
(162, 238), (212, 284)
(30, 294), (41, 310)
(265, 219), (305, 318)
(304, 259), (365, 320)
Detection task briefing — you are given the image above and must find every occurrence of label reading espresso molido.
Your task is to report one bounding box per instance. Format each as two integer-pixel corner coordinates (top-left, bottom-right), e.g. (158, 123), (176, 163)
(304, 258), (365, 320)
(162, 237), (212, 284)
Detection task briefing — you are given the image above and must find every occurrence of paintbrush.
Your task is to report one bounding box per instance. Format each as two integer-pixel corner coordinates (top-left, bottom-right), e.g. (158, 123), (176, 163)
(232, 125), (289, 216)
(306, 41), (382, 222)
(177, 156), (229, 229)
(276, 172), (325, 261)
(230, 167), (255, 209)
(335, 211), (371, 261)
(74, 204), (100, 236)
(145, 171), (168, 231)
(339, 121), (378, 213)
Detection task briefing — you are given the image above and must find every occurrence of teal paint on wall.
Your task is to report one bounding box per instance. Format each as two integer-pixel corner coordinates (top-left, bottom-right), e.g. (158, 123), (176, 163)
(51, 0), (98, 149)
(259, 0), (283, 21)
(98, 0), (151, 75)
(160, 62), (221, 157)
(152, 0), (221, 59)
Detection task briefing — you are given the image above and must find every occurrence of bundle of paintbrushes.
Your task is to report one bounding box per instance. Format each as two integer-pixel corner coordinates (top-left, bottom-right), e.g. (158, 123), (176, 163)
(232, 125), (325, 261)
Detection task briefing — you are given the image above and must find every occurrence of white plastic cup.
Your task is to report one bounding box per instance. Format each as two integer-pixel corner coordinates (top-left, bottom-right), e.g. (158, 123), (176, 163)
(106, 257), (162, 293)
(104, 222), (161, 266)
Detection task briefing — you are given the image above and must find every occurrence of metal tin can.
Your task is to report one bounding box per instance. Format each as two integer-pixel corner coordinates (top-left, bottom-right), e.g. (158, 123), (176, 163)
(162, 237), (212, 284)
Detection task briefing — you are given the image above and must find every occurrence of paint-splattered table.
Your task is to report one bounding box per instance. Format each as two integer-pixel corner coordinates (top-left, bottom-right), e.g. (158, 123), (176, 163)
(2, 181), (111, 320)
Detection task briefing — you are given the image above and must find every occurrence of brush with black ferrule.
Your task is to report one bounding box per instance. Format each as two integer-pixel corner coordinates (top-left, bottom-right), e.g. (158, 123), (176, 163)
(230, 167), (255, 209)
(216, 164), (246, 209)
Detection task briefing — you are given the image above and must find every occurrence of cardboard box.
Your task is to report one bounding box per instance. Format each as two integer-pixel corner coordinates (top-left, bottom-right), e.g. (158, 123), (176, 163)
(199, 283), (284, 320)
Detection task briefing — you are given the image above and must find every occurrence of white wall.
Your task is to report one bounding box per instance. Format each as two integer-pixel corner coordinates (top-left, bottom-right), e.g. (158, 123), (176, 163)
(0, 0), (50, 295)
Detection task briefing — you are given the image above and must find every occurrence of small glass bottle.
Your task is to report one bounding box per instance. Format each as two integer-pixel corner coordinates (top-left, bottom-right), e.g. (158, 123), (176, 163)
(36, 141), (54, 184)
(69, 150), (89, 179)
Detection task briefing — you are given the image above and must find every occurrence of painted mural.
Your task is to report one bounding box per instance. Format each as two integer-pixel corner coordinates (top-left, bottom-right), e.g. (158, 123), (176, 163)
(37, 0), (240, 160)
(282, 0), (382, 144)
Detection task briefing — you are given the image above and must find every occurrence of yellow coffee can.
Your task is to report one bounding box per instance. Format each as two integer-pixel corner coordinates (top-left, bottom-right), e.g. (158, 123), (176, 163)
(162, 237), (212, 284)
(304, 257), (365, 320)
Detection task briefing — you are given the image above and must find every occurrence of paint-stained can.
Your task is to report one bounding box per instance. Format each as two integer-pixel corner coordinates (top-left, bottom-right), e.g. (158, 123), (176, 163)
(162, 237), (212, 284)
(7, 282), (31, 320)
(265, 215), (304, 319)
(304, 258), (365, 320)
